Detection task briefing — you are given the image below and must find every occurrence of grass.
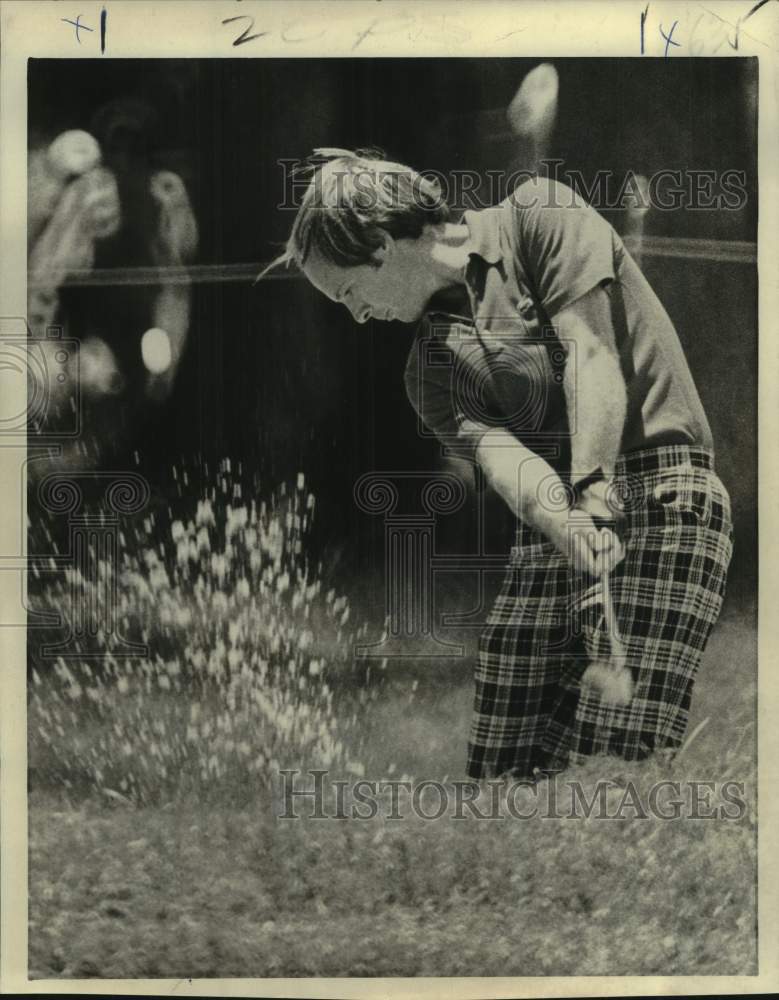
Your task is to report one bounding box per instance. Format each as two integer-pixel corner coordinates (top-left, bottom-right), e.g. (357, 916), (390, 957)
(26, 467), (758, 978)
(28, 738), (756, 978)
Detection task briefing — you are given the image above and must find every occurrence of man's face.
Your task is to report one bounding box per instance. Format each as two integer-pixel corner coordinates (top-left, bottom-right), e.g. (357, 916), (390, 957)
(302, 237), (431, 325)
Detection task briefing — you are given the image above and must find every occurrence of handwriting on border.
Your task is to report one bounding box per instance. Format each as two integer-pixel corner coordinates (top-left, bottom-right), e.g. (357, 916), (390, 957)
(61, 8), (107, 53)
(641, 1), (777, 56)
(220, 11), (476, 51)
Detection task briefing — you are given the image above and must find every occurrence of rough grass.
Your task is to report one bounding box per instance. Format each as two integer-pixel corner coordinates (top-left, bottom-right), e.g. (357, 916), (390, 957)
(26, 468), (758, 978)
(28, 736), (756, 979)
(28, 623), (757, 979)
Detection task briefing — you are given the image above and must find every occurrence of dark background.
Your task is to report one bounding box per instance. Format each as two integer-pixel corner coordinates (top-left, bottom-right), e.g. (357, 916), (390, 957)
(28, 58), (758, 627)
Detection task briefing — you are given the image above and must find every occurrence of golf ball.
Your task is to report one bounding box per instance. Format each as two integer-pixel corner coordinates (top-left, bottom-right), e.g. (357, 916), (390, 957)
(141, 327), (172, 374)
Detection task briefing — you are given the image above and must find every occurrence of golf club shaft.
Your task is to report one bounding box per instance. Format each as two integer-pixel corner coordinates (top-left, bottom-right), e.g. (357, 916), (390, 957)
(601, 569), (625, 659)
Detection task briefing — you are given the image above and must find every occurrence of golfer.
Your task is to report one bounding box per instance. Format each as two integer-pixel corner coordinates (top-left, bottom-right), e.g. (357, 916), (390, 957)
(266, 148), (733, 781)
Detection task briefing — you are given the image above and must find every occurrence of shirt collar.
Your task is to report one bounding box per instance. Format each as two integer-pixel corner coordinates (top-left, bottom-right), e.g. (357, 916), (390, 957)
(420, 207), (503, 322)
(462, 206), (503, 265)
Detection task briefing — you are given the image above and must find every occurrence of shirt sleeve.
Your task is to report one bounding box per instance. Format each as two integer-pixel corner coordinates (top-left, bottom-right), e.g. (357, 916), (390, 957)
(510, 177), (616, 319)
(404, 328), (496, 468)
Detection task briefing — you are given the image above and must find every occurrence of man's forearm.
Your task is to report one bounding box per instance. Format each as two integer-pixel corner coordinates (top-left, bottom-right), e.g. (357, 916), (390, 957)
(562, 329), (626, 481)
(475, 426), (625, 576)
(475, 429), (570, 539)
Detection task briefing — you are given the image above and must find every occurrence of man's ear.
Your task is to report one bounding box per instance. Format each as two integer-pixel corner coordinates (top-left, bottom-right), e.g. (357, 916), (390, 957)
(371, 232), (394, 267)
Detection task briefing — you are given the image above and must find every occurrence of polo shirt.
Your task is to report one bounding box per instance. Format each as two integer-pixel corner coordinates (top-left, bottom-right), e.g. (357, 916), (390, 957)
(404, 176), (713, 481)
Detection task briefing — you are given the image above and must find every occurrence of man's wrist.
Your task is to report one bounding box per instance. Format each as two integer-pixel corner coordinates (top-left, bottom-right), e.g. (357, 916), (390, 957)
(572, 465), (608, 499)
(575, 478), (623, 524)
(529, 499), (573, 547)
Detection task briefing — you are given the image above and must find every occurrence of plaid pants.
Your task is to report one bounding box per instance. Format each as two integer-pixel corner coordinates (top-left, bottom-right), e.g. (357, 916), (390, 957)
(467, 445), (734, 780)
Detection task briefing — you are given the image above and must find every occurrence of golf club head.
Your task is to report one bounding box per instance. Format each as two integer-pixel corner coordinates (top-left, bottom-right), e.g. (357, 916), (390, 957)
(581, 660), (634, 706)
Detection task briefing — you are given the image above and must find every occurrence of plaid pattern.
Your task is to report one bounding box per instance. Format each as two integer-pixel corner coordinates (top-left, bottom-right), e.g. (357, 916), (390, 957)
(467, 445), (734, 780)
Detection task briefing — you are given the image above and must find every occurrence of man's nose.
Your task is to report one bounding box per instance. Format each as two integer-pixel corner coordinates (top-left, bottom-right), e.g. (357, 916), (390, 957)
(351, 303), (371, 324)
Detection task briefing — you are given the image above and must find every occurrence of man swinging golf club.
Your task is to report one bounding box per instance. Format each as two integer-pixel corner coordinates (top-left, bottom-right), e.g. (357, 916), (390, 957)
(262, 148), (733, 781)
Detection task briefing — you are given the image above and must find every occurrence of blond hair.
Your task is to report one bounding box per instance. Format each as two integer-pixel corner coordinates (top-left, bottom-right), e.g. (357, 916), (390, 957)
(257, 148), (448, 282)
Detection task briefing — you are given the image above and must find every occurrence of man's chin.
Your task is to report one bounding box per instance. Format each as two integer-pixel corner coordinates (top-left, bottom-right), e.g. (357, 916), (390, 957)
(400, 304), (425, 324)
(380, 303), (423, 324)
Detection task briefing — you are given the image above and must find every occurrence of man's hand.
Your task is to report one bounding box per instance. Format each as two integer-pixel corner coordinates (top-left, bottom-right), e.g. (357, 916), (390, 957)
(575, 478), (623, 522)
(475, 431), (625, 575)
(568, 478), (625, 576)
(545, 507), (625, 577)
